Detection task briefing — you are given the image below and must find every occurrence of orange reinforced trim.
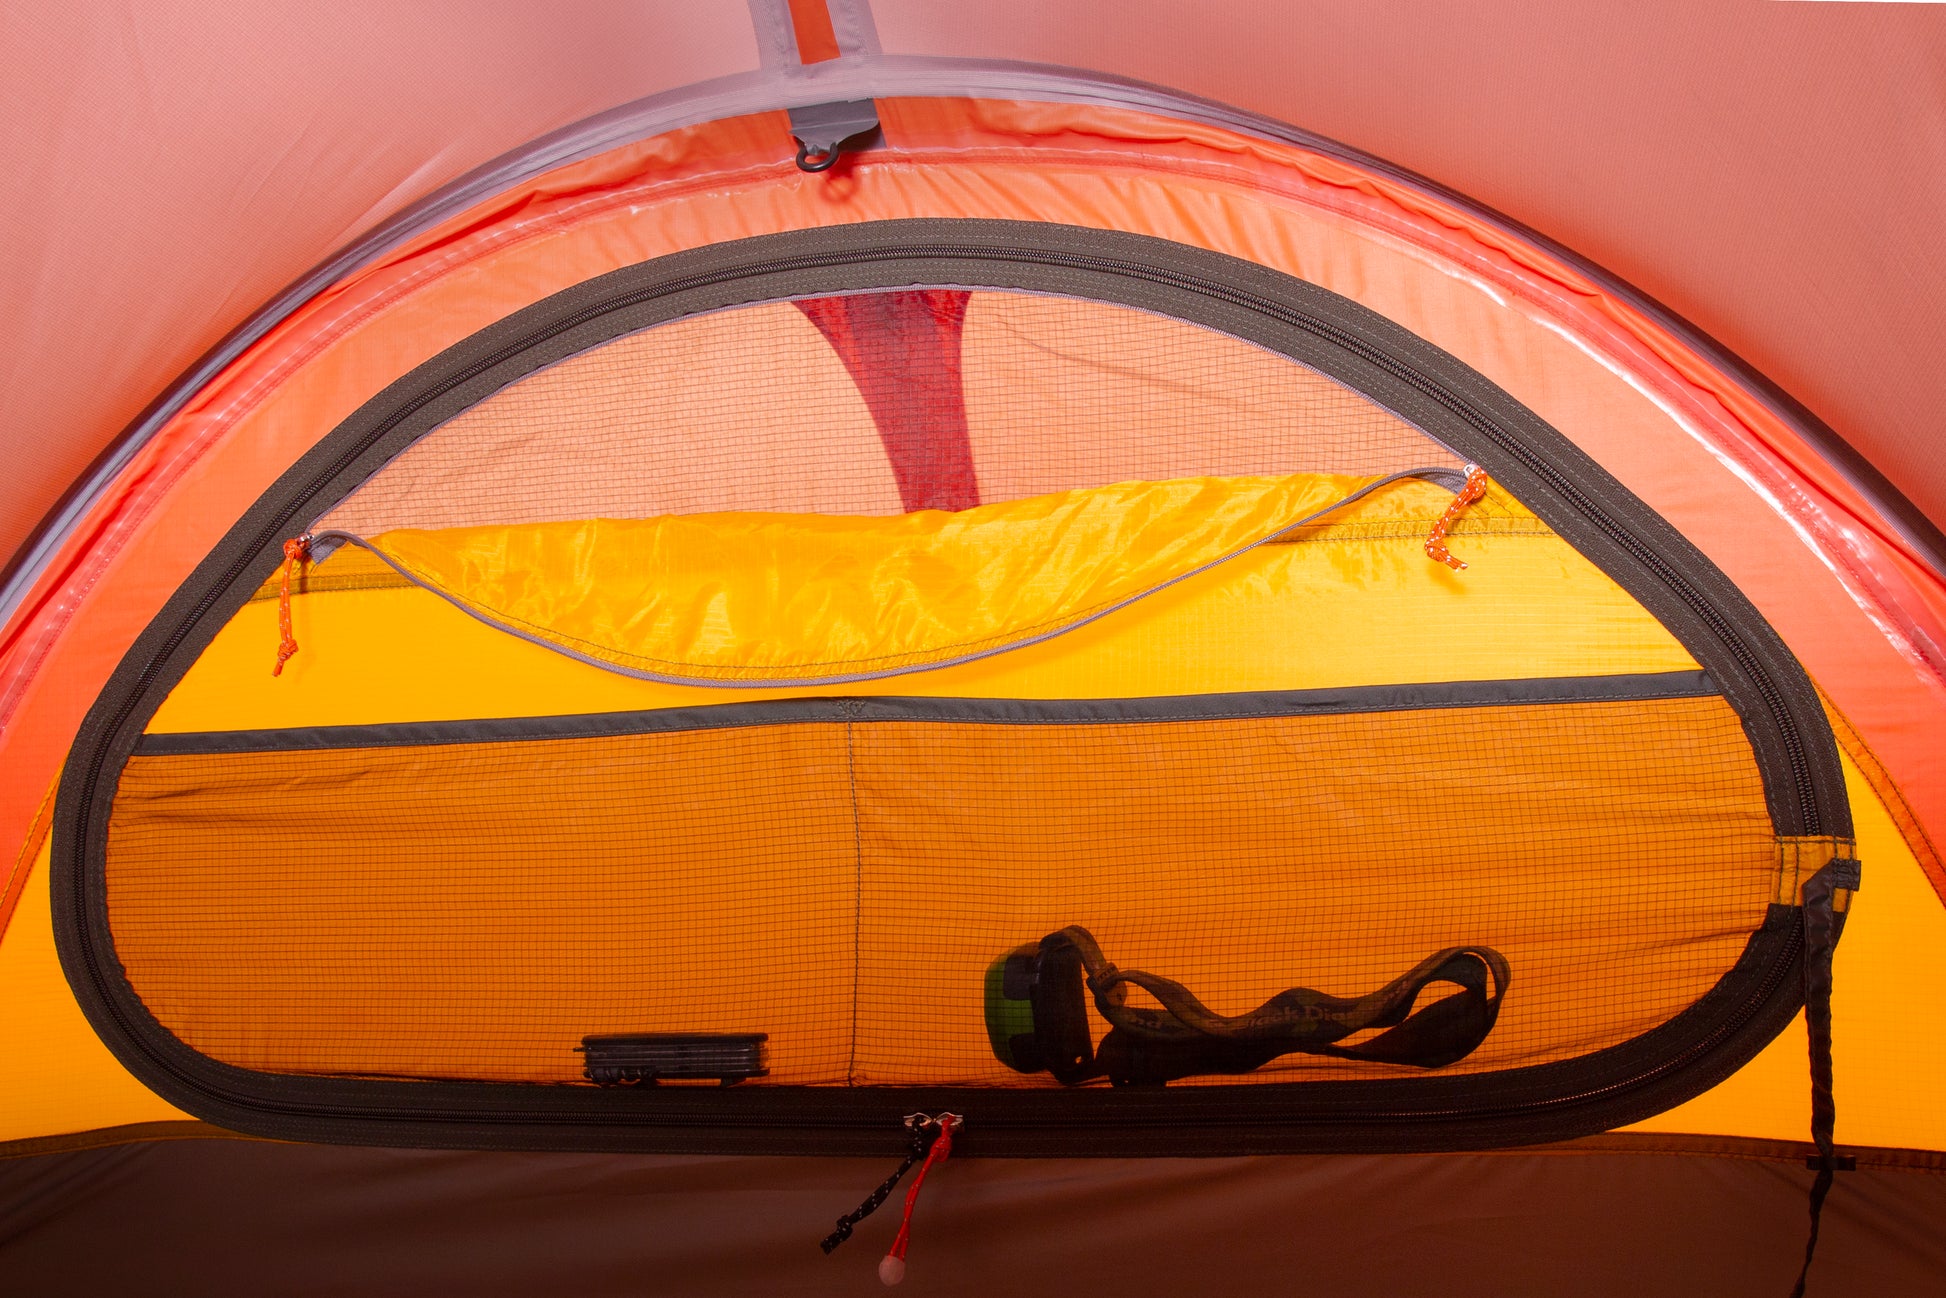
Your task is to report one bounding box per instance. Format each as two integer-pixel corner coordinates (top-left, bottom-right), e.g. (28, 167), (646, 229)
(0, 772), (58, 946)
(0, 1121), (254, 1161)
(786, 0), (842, 64)
(1818, 682), (1946, 903)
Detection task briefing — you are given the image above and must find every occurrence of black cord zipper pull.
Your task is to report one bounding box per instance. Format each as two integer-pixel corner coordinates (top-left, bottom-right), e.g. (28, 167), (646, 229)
(821, 1112), (962, 1285)
(820, 1115), (937, 1255)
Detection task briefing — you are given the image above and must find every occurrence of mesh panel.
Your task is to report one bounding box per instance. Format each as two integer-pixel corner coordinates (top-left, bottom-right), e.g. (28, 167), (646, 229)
(318, 291), (1457, 537)
(113, 279), (1788, 1104)
(107, 694), (1774, 1086)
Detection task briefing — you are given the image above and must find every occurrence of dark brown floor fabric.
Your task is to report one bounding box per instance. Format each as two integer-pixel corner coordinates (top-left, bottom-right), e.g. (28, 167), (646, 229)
(2, 1138), (1943, 1296)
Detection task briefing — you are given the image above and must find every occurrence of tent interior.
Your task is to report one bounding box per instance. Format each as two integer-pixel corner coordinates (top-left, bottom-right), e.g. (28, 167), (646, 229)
(4, 4), (1945, 1295)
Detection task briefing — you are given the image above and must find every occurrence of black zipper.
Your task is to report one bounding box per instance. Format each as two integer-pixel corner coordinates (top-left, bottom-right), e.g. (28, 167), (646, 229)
(59, 223), (1832, 1153)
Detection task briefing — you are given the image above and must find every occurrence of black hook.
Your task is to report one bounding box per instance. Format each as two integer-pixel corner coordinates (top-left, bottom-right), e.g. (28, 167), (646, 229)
(795, 141), (842, 173)
(787, 99), (879, 175)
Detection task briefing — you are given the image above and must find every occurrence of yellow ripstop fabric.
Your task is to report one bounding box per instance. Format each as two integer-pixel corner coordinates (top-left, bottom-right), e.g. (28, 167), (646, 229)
(1625, 751), (1946, 1152)
(0, 837), (193, 1142)
(326, 472), (1458, 684)
(158, 483), (1695, 733)
(106, 694), (1772, 1087)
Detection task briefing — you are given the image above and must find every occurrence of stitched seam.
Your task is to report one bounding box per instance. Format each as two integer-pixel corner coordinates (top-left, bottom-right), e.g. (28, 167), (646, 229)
(843, 711), (863, 1087)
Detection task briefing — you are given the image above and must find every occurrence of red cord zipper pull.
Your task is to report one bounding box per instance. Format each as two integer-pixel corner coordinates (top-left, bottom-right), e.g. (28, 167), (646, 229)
(878, 1113), (958, 1286)
(1424, 465), (1490, 570)
(821, 1113), (962, 1284)
(272, 534), (312, 676)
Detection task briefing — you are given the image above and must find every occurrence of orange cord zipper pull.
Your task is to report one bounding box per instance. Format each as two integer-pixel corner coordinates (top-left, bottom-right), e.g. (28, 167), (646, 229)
(272, 534), (312, 676)
(1424, 465), (1490, 570)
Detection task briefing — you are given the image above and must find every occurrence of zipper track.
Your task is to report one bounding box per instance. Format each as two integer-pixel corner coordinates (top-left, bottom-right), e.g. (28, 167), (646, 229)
(64, 234), (1824, 1143)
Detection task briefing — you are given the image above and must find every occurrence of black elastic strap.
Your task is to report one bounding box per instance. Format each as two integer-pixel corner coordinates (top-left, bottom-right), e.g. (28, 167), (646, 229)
(1791, 857), (1860, 1298)
(1046, 927), (1510, 1085)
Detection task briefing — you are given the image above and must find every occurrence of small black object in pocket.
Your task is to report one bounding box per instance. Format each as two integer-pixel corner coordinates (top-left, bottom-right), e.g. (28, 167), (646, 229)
(577, 1032), (769, 1086)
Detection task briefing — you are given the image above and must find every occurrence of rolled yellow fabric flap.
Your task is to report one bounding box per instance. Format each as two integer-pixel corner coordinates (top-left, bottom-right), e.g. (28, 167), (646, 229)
(328, 471), (1456, 684)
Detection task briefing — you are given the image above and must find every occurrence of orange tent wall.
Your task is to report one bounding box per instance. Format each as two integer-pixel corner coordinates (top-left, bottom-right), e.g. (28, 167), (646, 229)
(2, 96), (1943, 1149)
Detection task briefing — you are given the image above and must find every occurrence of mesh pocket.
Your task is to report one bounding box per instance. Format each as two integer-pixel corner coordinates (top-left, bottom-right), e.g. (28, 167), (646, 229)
(109, 682), (1775, 1087)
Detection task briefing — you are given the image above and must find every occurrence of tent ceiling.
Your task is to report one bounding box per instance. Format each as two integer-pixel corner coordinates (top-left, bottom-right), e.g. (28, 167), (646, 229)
(4, 0), (1943, 576)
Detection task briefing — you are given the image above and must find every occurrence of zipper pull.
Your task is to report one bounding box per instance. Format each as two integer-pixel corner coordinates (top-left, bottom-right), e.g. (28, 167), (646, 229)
(272, 534), (313, 677)
(878, 1113), (960, 1286)
(821, 1112), (962, 1286)
(1424, 465), (1490, 570)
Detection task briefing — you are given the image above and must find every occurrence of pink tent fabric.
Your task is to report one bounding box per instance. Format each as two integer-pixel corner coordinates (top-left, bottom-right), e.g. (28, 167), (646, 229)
(3, 0), (1944, 586)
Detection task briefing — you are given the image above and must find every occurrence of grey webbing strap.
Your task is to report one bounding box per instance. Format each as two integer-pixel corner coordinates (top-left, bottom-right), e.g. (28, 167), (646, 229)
(1791, 856), (1860, 1298)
